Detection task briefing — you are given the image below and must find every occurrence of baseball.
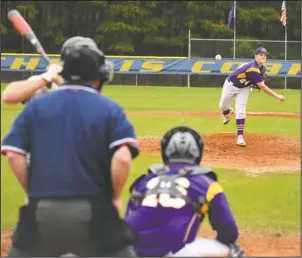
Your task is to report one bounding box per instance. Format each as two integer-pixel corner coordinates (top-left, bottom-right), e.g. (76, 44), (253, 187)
(215, 54), (222, 60)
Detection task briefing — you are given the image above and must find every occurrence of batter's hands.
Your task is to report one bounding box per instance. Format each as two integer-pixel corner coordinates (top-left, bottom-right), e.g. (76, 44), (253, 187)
(277, 94), (286, 102)
(41, 64), (64, 85)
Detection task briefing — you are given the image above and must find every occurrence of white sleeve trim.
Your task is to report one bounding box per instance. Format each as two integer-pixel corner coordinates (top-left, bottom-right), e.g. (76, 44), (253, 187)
(109, 138), (137, 149)
(1, 145), (27, 155)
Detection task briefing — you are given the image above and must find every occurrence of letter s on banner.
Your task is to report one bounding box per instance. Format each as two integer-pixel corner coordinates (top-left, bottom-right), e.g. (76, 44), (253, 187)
(140, 61), (164, 72)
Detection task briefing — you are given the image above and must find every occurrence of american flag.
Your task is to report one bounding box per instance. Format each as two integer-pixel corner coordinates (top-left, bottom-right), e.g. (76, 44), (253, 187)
(280, 1), (287, 26)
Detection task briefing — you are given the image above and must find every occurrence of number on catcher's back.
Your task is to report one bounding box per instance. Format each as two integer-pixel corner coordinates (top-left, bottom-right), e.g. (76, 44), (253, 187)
(141, 176), (190, 209)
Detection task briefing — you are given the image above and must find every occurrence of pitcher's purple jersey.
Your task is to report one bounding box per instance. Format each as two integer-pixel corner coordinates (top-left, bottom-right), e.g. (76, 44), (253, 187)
(228, 60), (265, 88)
(125, 163), (238, 257)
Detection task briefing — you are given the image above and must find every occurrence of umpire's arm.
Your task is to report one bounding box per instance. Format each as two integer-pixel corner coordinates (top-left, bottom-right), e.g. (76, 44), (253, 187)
(1, 104), (33, 194)
(111, 146), (132, 212)
(108, 105), (139, 212)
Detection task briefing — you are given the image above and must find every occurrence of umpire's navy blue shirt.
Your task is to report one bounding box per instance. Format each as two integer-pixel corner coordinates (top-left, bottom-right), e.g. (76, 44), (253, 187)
(1, 84), (139, 198)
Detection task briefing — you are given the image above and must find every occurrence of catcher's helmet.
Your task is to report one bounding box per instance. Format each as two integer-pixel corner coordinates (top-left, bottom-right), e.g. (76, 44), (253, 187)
(59, 36), (113, 89)
(161, 126), (204, 165)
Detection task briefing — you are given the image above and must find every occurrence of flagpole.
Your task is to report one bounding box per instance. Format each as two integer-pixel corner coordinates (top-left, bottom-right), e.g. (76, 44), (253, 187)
(284, 1), (287, 89)
(233, 0), (236, 59)
(187, 29), (191, 87)
(285, 24), (287, 89)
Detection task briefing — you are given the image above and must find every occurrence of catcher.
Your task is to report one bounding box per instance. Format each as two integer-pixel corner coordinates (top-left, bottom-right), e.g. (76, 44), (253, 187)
(125, 126), (244, 257)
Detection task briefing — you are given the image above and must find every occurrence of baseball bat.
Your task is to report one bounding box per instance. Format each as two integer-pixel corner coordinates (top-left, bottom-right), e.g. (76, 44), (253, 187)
(7, 9), (51, 64)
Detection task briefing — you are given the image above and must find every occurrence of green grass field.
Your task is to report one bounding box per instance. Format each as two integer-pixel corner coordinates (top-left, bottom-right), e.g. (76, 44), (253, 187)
(1, 84), (301, 235)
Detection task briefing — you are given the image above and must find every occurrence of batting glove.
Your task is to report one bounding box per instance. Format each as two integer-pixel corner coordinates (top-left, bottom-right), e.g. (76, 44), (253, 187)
(41, 64), (63, 84)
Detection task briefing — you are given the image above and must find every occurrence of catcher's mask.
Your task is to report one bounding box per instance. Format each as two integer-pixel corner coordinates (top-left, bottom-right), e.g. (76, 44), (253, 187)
(161, 126), (204, 165)
(59, 36), (114, 91)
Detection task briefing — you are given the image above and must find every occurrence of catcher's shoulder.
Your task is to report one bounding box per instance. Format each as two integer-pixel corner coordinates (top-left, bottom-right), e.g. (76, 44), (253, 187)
(183, 165), (218, 181)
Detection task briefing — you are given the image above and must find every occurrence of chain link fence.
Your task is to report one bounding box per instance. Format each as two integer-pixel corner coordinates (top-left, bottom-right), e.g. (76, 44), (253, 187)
(189, 38), (300, 60)
(188, 36), (301, 89)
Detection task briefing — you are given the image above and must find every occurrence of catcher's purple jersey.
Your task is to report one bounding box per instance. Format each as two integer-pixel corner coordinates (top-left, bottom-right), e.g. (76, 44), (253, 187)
(228, 60), (265, 88)
(125, 163), (238, 257)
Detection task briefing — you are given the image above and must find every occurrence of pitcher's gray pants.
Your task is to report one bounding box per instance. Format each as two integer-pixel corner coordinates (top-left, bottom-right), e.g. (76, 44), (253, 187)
(8, 199), (136, 257)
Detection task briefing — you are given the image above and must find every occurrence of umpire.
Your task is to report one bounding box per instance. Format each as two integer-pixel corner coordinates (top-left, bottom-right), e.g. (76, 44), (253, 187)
(1, 37), (139, 257)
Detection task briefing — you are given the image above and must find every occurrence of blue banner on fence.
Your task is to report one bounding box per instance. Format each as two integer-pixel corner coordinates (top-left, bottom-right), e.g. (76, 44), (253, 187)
(1, 54), (301, 77)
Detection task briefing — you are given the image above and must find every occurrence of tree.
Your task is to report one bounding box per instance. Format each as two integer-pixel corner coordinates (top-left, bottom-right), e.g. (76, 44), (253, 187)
(1, 1), (300, 57)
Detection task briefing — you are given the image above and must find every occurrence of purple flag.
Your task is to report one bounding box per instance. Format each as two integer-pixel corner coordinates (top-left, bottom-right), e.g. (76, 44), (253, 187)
(227, 3), (235, 28)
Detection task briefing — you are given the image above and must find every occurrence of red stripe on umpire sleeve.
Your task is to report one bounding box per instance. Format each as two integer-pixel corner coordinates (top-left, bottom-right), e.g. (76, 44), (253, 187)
(119, 142), (138, 148)
(1, 150), (26, 156)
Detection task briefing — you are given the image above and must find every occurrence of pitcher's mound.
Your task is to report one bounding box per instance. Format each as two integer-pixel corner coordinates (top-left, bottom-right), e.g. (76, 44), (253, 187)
(138, 133), (300, 173)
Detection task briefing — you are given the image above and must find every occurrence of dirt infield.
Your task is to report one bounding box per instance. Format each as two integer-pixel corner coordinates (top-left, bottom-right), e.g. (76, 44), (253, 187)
(128, 111), (301, 118)
(1, 230), (12, 257)
(1, 229), (300, 256)
(132, 110), (301, 173)
(138, 133), (300, 173)
(197, 229), (301, 256)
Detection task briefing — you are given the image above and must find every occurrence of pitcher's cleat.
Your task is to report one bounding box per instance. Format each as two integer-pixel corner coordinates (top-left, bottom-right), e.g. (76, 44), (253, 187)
(222, 108), (234, 125)
(236, 135), (247, 147)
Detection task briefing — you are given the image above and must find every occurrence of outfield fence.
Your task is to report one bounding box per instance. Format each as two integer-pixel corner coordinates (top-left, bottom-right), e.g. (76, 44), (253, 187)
(1, 54), (301, 89)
